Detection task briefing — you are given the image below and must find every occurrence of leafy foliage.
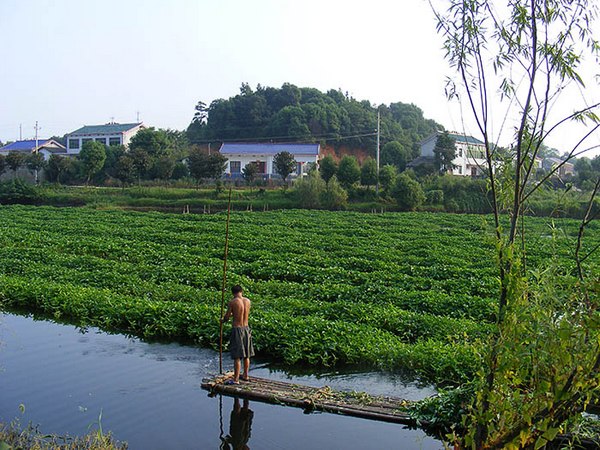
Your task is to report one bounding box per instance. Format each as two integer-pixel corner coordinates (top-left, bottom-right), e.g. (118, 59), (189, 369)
(273, 151), (296, 182)
(187, 83), (441, 155)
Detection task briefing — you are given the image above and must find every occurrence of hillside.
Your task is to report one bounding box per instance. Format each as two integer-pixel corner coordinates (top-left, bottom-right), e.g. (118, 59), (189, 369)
(186, 83), (442, 158)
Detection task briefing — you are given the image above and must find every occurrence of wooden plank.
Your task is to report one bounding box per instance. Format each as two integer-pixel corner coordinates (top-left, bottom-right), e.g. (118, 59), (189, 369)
(201, 373), (418, 425)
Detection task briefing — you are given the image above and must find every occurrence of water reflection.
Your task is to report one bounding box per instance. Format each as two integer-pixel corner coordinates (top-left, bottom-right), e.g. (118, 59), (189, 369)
(220, 397), (254, 450)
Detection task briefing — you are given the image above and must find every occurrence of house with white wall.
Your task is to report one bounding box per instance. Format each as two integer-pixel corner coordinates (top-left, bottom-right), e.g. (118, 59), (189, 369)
(65, 122), (143, 155)
(420, 132), (487, 176)
(0, 139), (67, 161)
(220, 142), (320, 178)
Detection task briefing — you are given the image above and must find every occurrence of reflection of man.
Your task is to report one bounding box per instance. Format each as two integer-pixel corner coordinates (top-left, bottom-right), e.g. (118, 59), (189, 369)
(222, 397), (253, 450)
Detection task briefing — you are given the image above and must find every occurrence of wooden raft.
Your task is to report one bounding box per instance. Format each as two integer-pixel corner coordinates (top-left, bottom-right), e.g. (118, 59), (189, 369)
(201, 372), (416, 425)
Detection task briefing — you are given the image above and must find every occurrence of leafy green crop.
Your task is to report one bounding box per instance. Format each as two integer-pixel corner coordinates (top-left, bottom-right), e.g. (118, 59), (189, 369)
(0, 206), (597, 386)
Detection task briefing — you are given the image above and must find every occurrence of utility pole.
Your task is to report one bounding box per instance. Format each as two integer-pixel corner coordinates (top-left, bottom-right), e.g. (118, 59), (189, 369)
(34, 121), (41, 184)
(19, 123), (22, 140)
(376, 109), (380, 195)
(136, 111), (140, 122)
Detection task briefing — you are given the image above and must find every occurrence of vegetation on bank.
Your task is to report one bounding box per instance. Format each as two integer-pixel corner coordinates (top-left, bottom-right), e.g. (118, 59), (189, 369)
(0, 176), (598, 219)
(0, 419), (126, 449)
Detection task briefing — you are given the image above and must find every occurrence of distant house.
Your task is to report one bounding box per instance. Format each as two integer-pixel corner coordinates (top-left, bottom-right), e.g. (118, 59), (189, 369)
(0, 139), (67, 161)
(419, 132), (487, 176)
(543, 157), (575, 177)
(220, 142), (320, 178)
(65, 122), (143, 155)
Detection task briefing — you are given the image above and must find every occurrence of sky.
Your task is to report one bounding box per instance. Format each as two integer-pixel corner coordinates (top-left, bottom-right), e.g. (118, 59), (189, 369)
(1, 0), (600, 156)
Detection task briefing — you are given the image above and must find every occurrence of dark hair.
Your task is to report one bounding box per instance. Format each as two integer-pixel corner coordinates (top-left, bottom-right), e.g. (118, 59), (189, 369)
(231, 285), (243, 295)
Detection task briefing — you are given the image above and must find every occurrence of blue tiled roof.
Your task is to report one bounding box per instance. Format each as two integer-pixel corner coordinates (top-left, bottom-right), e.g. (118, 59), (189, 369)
(220, 142), (320, 156)
(0, 139), (50, 151)
(68, 123), (142, 136)
(448, 133), (484, 145)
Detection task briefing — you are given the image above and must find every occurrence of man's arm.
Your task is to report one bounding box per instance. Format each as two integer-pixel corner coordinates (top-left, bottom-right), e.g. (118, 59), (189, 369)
(222, 301), (232, 322)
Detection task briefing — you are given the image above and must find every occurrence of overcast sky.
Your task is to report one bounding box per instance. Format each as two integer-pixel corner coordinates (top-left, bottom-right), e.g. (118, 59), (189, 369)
(1, 0), (599, 156)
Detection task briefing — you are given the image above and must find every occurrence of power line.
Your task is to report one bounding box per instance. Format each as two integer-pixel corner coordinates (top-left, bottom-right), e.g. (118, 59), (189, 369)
(191, 130), (378, 145)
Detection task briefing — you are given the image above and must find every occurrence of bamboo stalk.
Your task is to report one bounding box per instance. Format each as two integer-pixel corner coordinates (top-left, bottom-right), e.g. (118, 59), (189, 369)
(218, 187), (233, 374)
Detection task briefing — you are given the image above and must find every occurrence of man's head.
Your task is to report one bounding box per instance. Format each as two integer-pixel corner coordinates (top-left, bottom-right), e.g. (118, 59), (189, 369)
(232, 285), (243, 295)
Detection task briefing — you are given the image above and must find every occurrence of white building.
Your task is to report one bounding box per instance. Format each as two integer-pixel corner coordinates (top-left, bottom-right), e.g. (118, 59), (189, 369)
(420, 132), (487, 176)
(65, 122), (144, 155)
(220, 142), (320, 178)
(0, 139), (67, 161)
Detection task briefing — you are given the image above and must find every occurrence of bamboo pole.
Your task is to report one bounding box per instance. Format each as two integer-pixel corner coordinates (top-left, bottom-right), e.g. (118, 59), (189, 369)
(218, 187), (233, 374)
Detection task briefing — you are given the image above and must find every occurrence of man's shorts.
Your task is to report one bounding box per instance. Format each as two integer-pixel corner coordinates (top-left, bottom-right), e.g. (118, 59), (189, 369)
(230, 326), (255, 359)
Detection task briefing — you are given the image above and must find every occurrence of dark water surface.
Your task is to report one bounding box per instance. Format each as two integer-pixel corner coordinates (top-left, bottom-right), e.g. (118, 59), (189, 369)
(0, 312), (442, 449)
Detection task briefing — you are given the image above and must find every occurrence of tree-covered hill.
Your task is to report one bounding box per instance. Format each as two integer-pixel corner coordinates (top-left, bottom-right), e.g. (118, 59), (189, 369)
(187, 83), (442, 158)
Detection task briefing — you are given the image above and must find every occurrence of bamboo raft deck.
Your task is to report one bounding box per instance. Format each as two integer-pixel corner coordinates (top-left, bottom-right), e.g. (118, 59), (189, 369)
(201, 372), (416, 425)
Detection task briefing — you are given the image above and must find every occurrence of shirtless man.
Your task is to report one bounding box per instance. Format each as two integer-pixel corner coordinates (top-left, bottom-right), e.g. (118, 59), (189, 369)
(221, 285), (255, 384)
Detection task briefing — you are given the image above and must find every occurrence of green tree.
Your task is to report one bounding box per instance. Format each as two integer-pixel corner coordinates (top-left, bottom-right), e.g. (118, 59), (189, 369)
(381, 141), (410, 171)
(437, 0), (600, 447)
(322, 175), (348, 209)
(0, 154), (6, 176)
(103, 145), (127, 180)
(5, 152), (25, 177)
(188, 147), (227, 184)
(25, 152), (46, 183)
(360, 158), (378, 186)
(115, 155), (136, 186)
(151, 156), (176, 181)
(336, 155), (361, 189)
(242, 162), (259, 185)
(129, 127), (172, 159)
(433, 131), (456, 174)
(392, 173), (425, 211)
(378, 164), (397, 194)
(293, 170), (325, 208)
(46, 155), (71, 184)
(319, 155), (337, 182)
(130, 147), (152, 183)
(273, 151), (297, 183)
(79, 141), (106, 185)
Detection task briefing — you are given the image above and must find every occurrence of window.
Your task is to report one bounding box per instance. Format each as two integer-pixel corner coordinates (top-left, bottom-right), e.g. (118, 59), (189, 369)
(95, 137), (106, 145)
(458, 166), (463, 174)
(230, 161), (241, 173)
(81, 138), (93, 145)
(296, 162), (303, 175)
(109, 137), (121, 146)
(458, 148), (463, 157)
(68, 138), (79, 149)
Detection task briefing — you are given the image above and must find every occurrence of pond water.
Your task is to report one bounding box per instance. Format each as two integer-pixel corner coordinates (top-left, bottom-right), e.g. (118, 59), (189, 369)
(0, 312), (442, 449)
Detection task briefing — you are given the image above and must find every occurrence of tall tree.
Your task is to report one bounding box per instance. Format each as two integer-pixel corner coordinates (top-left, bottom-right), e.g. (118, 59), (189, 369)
(336, 155), (361, 189)
(436, 0), (600, 447)
(46, 154), (71, 184)
(360, 158), (378, 186)
(242, 162), (259, 185)
(5, 152), (25, 177)
(433, 131), (456, 174)
(273, 151), (296, 183)
(79, 141), (106, 185)
(188, 147), (227, 184)
(0, 154), (5, 176)
(319, 155), (337, 182)
(381, 141), (410, 171)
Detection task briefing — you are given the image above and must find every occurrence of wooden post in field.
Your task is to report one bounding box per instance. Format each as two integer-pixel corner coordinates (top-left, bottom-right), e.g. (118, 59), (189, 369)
(219, 187), (233, 374)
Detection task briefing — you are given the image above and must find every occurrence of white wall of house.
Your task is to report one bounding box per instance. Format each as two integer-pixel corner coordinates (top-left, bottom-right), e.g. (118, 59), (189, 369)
(421, 134), (487, 176)
(66, 127), (141, 155)
(224, 153), (318, 177)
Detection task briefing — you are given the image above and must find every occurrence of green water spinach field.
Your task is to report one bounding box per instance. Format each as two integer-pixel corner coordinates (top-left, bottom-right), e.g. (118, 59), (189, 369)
(0, 205), (596, 386)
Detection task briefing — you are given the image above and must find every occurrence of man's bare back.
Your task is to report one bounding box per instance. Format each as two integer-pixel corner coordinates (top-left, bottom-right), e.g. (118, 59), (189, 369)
(224, 294), (251, 328)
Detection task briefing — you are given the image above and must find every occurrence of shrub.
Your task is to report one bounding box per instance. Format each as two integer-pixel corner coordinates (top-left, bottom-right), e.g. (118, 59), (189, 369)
(392, 174), (425, 211)
(293, 171), (326, 208)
